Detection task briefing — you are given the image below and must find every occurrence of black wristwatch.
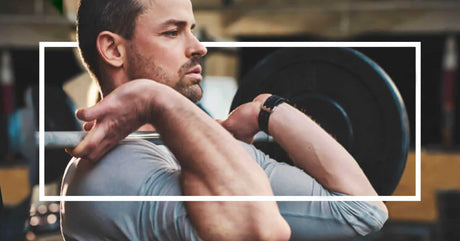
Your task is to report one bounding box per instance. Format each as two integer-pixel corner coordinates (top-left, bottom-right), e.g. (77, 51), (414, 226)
(258, 95), (291, 134)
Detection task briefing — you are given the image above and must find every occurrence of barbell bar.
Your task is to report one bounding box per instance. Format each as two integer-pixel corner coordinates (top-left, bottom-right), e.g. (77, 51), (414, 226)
(39, 131), (272, 148)
(39, 47), (410, 195)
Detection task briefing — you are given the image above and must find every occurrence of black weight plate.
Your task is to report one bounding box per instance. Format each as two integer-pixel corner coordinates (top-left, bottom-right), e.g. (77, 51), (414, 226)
(231, 47), (409, 195)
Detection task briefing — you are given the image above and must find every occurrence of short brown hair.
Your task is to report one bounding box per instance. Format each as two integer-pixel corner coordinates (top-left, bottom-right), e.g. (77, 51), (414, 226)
(77, 0), (145, 81)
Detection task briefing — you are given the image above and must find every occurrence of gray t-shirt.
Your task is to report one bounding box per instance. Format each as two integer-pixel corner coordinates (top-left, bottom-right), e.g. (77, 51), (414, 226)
(60, 139), (387, 241)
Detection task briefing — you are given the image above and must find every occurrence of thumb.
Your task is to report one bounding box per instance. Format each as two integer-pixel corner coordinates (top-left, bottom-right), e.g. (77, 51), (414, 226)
(75, 104), (103, 122)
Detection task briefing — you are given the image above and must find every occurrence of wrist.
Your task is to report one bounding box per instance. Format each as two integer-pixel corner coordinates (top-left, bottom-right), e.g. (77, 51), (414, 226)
(257, 95), (291, 134)
(139, 80), (175, 124)
(252, 94), (271, 132)
(145, 82), (199, 127)
(253, 94), (272, 105)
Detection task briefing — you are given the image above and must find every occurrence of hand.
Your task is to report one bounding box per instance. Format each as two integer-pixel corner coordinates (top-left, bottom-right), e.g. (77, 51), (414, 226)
(66, 79), (160, 161)
(253, 93), (271, 105)
(219, 93), (271, 143)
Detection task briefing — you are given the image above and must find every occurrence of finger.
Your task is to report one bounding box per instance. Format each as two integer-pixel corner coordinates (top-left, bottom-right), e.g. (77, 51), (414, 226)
(86, 123), (128, 162)
(65, 148), (73, 156)
(215, 119), (224, 124)
(83, 121), (95, 131)
(75, 102), (107, 122)
(86, 139), (116, 162)
(71, 125), (108, 161)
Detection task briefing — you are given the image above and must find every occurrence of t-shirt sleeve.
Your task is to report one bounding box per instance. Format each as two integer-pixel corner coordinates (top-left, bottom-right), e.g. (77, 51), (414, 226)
(61, 140), (202, 241)
(129, 143), (203, 241)
(136, 167), (203, 241)
(239, 141), (388, 241)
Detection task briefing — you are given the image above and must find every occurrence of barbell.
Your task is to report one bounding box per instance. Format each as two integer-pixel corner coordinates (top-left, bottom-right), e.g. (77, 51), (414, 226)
(41, 47), (410, 195)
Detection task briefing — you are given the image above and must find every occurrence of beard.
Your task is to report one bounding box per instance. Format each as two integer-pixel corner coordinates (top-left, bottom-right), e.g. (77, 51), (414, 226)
(126, 46), (203, 103)
(173, 56), (203, 103)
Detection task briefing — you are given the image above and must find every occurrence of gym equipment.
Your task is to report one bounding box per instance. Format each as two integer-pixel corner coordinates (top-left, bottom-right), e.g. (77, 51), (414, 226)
(32, 84), (81, 183)
(42, 131), (161, 148)
(41, 47), (410, 195)
(231, 47), (409, 196)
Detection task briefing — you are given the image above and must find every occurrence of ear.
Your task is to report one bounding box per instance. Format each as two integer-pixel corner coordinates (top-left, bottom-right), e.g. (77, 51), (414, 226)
(96, 31), (126, 68)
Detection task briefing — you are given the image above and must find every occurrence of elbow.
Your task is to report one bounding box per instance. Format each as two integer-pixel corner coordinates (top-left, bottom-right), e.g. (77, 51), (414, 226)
(358, 202), (389, 236)
(378, 203), (389, 228)
(368, 201), (388, 233)
(332, 199), (389, 237)
(374, 204), (389, 232)
(272, 221), (291, 241)
(378, 201), (389, 217)
(254, 217), (291, 241)
(275, 223), (292, 241)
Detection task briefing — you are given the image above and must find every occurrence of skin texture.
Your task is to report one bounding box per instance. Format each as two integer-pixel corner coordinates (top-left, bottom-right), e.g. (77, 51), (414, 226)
(218, 102), (261, 144)
(95, 0), (206, 102)
(70, 79), (291, 241)
(69, 0), (291, 240)
(68, 0), (386, 239)
(223, 94), (388, 212)
(123, 0), (206, 103)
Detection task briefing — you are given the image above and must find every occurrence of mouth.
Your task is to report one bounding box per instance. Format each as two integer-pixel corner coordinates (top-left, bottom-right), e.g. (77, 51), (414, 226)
(185, 65), (202, 80)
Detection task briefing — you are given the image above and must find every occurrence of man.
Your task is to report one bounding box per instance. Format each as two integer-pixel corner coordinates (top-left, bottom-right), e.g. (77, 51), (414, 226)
(60, 0), (388, 240)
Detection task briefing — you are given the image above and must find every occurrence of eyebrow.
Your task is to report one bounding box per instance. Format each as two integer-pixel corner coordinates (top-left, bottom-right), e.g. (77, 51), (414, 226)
(160, 19), (196, 29)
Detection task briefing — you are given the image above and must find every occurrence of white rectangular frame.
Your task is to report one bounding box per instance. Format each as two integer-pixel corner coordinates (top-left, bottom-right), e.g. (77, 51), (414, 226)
(39, 41), (421, 202)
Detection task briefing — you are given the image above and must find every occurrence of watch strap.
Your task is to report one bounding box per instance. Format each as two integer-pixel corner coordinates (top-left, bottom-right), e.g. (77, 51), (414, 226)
(258, 95), (290, 134)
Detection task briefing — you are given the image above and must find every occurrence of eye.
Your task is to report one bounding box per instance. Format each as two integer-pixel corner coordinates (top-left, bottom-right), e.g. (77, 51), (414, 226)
(191, 28), (198, 37)
(163, 30), (179, 37)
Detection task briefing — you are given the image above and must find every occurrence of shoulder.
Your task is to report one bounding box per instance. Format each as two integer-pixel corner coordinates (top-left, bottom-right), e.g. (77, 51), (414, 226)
(60, 140), (192, 240)
(61, 139), (178, 196)
(108, 139), (178, 168)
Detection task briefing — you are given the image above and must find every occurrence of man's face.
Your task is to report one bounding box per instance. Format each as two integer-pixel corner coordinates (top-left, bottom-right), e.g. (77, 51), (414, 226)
(125, 0), (207, 103)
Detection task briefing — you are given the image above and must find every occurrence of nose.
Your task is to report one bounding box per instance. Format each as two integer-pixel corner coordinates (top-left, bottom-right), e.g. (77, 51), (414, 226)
(187, 34), (207, 58)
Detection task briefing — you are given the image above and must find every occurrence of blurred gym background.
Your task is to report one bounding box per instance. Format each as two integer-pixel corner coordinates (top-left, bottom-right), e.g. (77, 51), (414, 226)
(0, 0), (459, 240)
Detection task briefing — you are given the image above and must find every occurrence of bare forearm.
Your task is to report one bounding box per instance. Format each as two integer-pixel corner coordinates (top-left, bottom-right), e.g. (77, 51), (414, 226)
(148, 87), (270, 195)
(268, 102), (386, 211)
(70, 80), (290, 240)
(148, 86), (290, 240)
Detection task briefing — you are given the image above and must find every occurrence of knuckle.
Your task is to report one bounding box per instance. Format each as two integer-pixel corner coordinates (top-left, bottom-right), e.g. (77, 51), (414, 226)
(85, 142), (97, 151)
(104, 121), (119, 139)
(87, 153), (98, 162)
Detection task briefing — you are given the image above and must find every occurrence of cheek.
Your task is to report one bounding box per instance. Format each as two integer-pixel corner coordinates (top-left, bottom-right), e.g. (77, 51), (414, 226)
(158, 50), (186, 73)
(136, 39), (187, 78)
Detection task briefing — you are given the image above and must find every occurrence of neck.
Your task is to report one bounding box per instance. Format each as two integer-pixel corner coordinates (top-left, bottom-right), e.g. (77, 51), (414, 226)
(98, 69), (157, 132)
(99, 66), (129, 97)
